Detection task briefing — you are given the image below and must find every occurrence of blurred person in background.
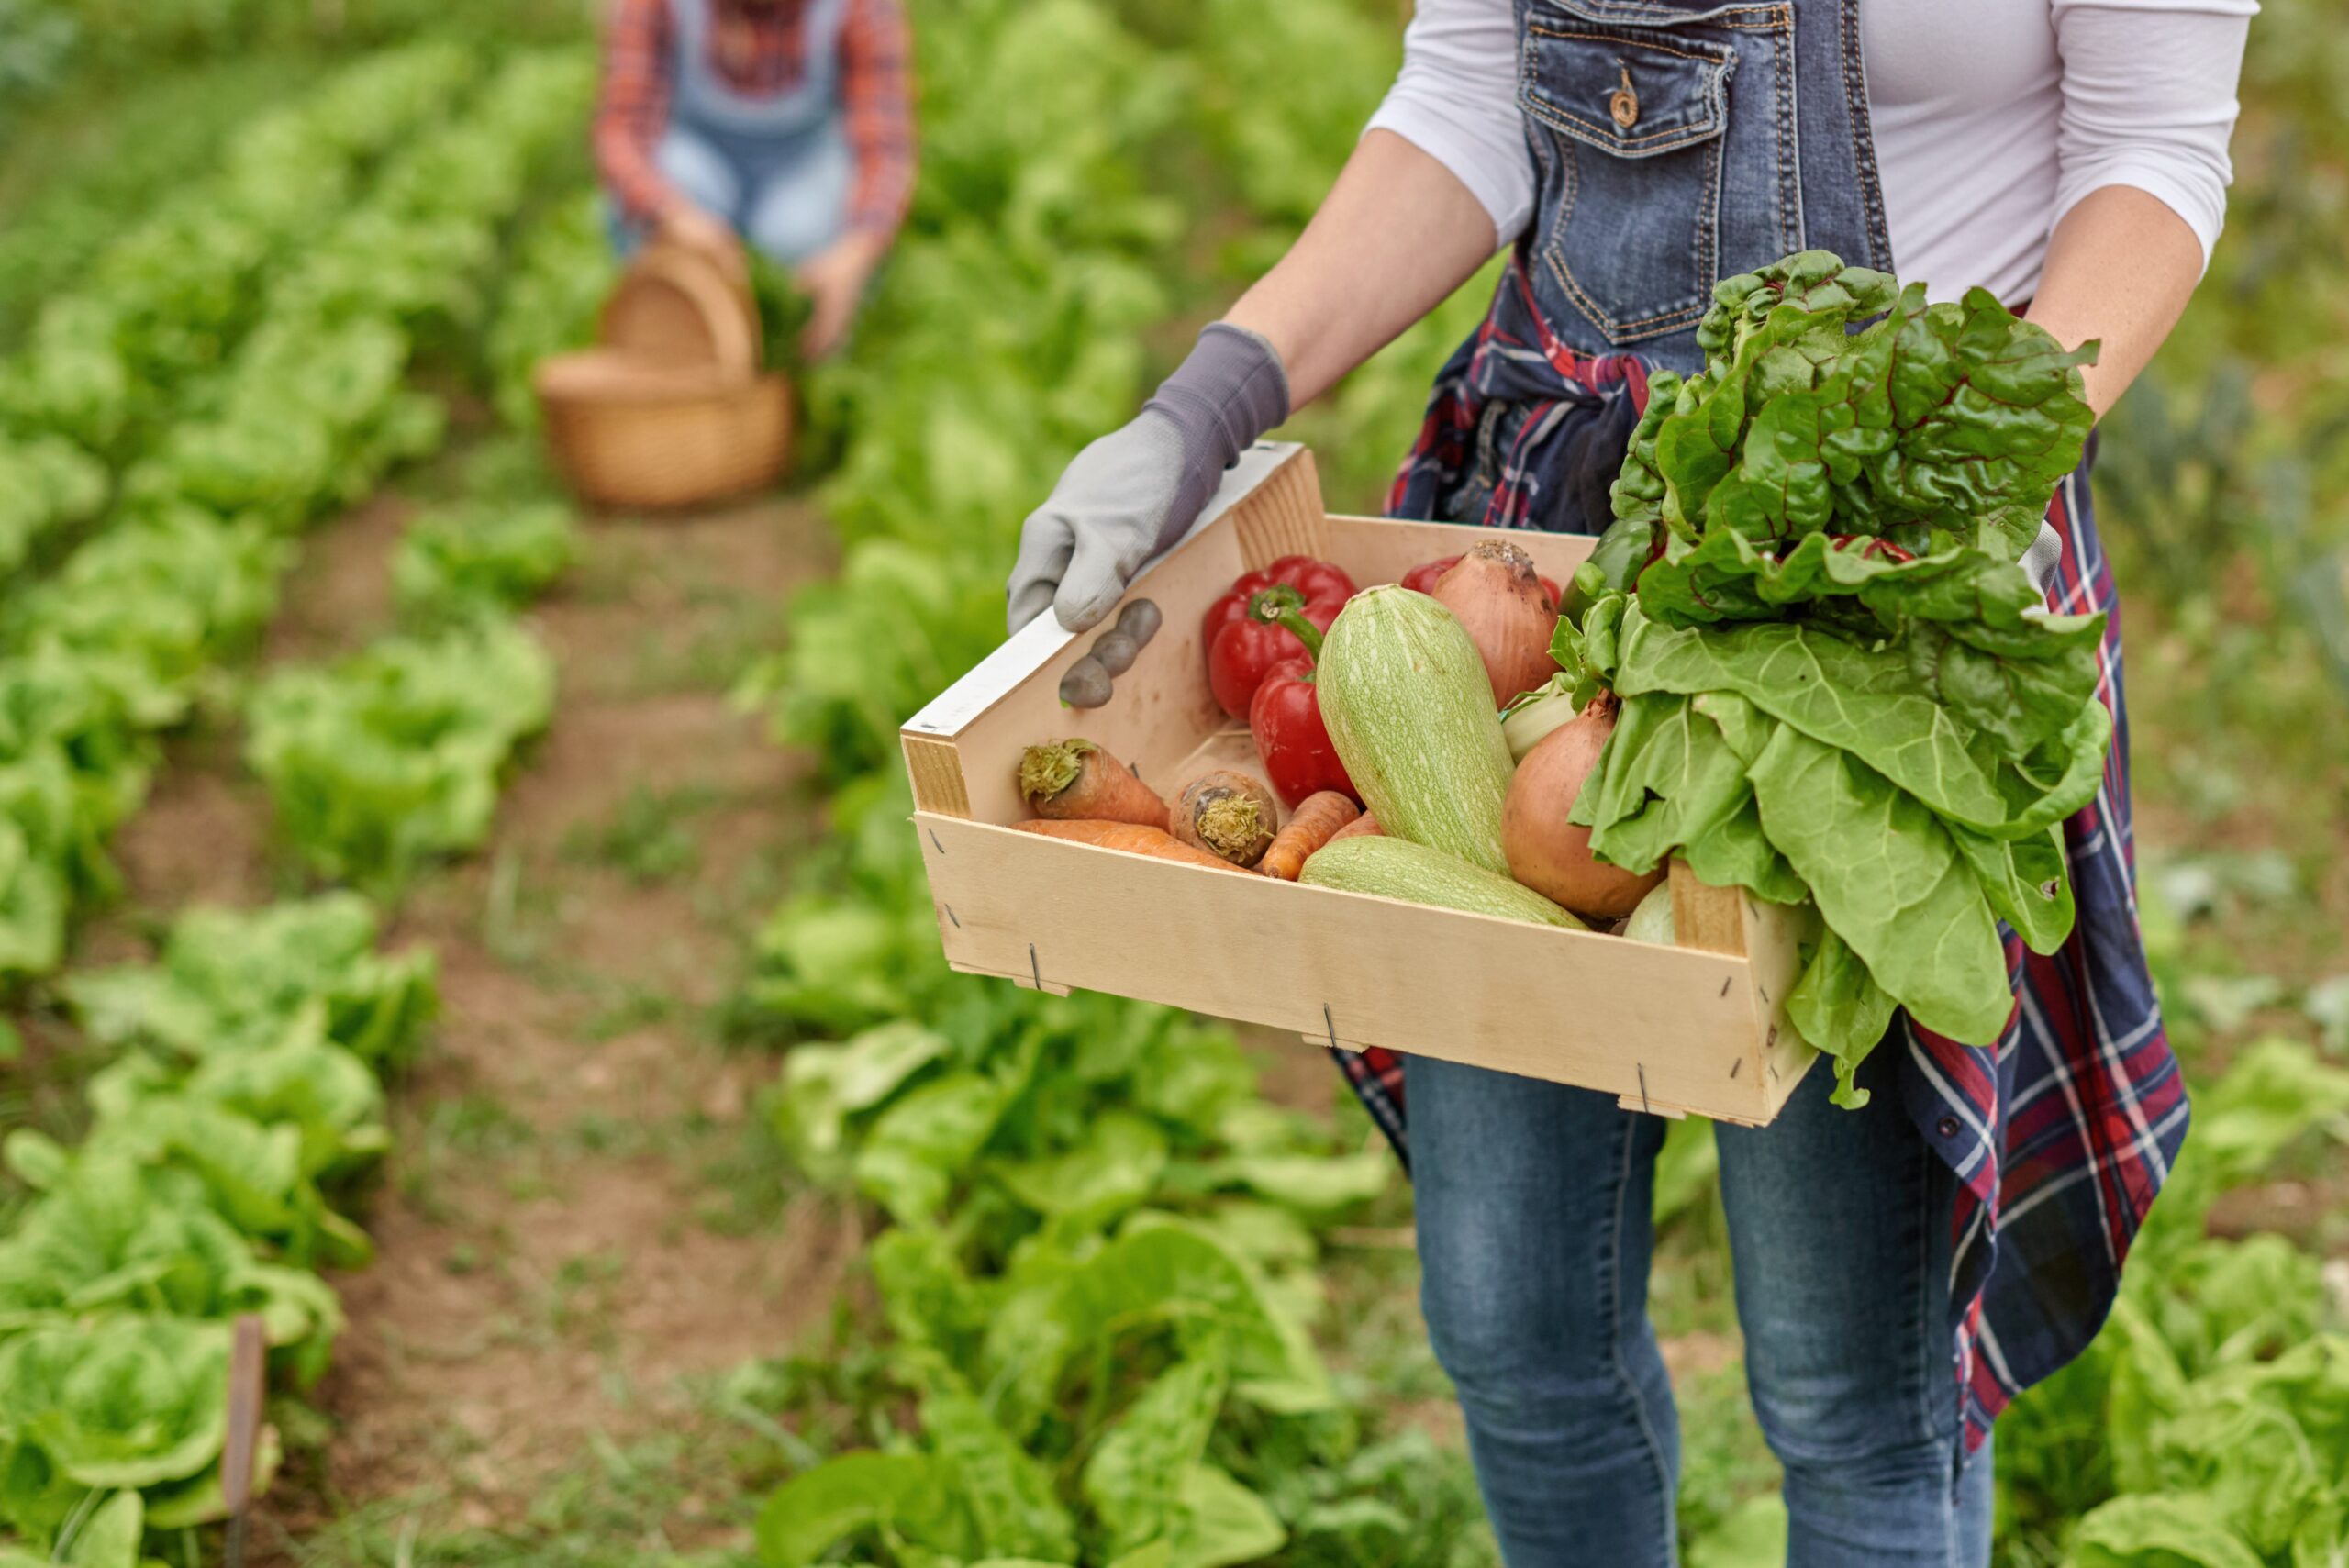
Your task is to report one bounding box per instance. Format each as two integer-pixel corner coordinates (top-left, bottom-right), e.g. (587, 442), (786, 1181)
(1005, 2), (2253, 1564)
(595, 0), (915, 360)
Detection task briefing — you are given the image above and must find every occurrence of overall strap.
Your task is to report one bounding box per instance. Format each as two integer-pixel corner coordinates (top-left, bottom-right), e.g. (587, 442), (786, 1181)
(666, 0), (847, 139)
(1805, 0), (1895, 273)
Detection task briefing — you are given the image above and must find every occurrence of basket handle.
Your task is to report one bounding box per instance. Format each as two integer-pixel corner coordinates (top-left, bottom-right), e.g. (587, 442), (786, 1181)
(602, 243), (762, 379)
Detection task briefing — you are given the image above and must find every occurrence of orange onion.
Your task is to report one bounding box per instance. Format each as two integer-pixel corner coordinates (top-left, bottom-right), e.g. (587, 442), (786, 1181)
(1431, 539), (1560, 707)
(1502, 694), (1665, 920)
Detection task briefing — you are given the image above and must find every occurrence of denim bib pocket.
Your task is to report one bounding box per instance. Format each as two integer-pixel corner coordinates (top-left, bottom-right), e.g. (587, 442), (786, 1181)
(1520, 6), (1754, 346)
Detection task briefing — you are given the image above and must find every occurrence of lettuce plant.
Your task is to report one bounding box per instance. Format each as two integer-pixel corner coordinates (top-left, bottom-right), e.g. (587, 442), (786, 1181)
(1563, 250), (2106, 1099)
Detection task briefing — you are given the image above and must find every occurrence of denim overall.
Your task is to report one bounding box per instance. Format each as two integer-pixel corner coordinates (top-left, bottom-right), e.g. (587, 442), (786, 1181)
(642, 0), (853, 263)
(1354, 4), (2186, 1565)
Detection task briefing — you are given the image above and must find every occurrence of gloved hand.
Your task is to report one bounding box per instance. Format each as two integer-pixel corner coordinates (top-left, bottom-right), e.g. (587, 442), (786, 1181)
(1007, 322), (1289, 633)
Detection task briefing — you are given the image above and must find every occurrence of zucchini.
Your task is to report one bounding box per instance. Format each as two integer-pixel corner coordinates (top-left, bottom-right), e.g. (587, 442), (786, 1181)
(1317, 586), (1515, 874)
(1300, 837), (1586, 929)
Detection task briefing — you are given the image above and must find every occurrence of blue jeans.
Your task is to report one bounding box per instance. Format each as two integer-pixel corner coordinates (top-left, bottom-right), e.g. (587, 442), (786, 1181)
(609, 117), (852, 265)
(1407, 1043), (1994, 1567)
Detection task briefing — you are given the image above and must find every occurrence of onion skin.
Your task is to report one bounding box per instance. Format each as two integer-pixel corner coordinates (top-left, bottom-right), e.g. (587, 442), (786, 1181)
(1431, 539), (1560, 707)
(1502, 695), (1665, 920)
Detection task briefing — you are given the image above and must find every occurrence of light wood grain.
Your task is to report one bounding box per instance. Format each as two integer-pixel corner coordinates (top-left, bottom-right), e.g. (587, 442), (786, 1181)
(902, 734), (970, 818)
(918, 813), (1784, 1124)
(1740, 887), (1820, 1114)
(1230, 445), (1331, 566)
(1669, 859), (1747, 956)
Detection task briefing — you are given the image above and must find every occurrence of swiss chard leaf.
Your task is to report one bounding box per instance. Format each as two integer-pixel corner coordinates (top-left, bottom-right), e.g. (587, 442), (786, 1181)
(1745, 726), (2012, 1045)
(1569, 692), (1755, 876)
(1868, 284), (2098, 540)
(1783, 930), (1898, 1107)
(1949, 820), (2075, 956)
(1617, 612), (2017, 831)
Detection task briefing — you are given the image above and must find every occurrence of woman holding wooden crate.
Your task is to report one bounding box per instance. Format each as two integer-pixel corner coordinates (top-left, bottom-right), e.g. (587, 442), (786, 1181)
(1005, 3), (2252, 1562)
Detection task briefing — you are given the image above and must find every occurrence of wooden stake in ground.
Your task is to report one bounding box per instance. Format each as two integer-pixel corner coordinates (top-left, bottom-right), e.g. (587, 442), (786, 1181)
(224, 1314), (268, 1568)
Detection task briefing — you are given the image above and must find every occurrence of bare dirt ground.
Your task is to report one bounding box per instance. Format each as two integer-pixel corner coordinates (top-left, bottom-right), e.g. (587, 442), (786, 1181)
(98, 483), (859, 1556)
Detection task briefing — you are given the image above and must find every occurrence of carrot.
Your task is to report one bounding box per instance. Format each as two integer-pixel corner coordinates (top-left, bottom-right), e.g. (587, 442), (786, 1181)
(1017, 740), (1168, 830)
(1013, 818), (1243, 871)
(1258, 792), (1359, 881)
(1326, 810), (1383, 845)
(1173, 770), (1280, 868)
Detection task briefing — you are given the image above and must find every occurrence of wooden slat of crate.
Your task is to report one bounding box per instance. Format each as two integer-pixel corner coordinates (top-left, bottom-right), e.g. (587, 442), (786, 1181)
(918, 812), (1798, 1123)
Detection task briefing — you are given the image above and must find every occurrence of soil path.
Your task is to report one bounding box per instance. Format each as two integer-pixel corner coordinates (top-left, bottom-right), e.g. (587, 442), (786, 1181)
(103, 484), (853, 1553)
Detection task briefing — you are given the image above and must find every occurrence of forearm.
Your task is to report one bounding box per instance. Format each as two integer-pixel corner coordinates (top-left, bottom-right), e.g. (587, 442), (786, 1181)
(1223, 129), (1503, 407)
(841, 0), (917, 239)
(595, 0), (679, 224)
(2026, 189), (2207, 421)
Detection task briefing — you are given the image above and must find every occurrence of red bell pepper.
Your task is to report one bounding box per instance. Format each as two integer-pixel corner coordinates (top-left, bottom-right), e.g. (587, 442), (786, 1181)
(1247, 608), (1354, 809)
(1401, 552), (1562, 608)
(1203, 555), (1354, 719)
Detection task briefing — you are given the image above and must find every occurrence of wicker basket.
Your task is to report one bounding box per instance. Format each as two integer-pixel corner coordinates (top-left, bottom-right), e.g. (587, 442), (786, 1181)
(537, 350), (793, 511)
(537, 244), (791, 510)
(598, 242), (760, 374)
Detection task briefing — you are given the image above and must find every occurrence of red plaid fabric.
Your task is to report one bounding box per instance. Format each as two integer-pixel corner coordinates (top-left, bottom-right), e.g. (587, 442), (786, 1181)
(595, 0), (915, 237)
(1349, 254), (2188, 1451)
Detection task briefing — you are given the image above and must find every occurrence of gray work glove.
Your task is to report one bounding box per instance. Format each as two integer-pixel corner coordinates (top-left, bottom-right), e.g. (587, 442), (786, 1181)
(1007, 322), (1290, 633)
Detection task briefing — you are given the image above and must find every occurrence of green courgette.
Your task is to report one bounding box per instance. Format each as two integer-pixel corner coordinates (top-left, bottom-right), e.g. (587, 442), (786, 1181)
(1300, 837), (1586, 929)
(1316, 586), (1515, 874)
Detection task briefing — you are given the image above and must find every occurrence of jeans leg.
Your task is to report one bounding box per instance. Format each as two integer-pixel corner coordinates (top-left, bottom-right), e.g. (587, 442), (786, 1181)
(1955, 1433), (1994, 1568)
(654, 123), (748, 228)
(741, 121), (853, 265)
(1406, 1055), (1679, 1568)
(1716, 1042), (1974, 1567)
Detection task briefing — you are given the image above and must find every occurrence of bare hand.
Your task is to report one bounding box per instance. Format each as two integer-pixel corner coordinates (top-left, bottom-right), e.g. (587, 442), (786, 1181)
(795, 232), (886, 361)
(655, 202), (747, 287)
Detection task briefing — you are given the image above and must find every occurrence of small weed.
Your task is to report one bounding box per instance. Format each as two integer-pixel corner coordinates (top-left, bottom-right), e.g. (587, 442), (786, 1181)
(563, 784), (715, 885)
(578, 983), (683, 1041)
(691, 1116), (804, 1237)
(543, 1248), (628, 1344)
(479, 846), (563, 970)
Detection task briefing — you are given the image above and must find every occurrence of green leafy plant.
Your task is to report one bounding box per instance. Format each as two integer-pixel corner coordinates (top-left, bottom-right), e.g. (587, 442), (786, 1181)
(391, 498), (576, 623)
(245, 617), (555, 889)
(1996, 1038), (2349, 1566)
(1561, 250), (2105, 1099)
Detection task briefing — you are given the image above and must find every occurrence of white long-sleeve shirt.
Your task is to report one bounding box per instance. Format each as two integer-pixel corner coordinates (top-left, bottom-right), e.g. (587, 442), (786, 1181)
(1366, 0), (2256, 305)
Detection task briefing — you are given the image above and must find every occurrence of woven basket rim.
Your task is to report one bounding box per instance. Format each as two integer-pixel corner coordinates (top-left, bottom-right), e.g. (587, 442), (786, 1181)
(535, 347), (784, 406)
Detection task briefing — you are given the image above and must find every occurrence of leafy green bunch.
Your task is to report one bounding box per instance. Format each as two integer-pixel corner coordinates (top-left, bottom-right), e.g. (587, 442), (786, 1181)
(1561, 250), (2110, 1101)
(1998, 1037), (2349, 1566)
(763, 985), (1387, 1568)
(244, 617), (555, 891)
(751, 765), (1411, 1568)
(0, 896), (436, 1547)
(391, 497), (575, 625)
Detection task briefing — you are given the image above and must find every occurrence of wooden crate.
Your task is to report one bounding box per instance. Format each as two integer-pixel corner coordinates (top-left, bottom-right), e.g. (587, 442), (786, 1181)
(901, 443), (1817, 1125)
